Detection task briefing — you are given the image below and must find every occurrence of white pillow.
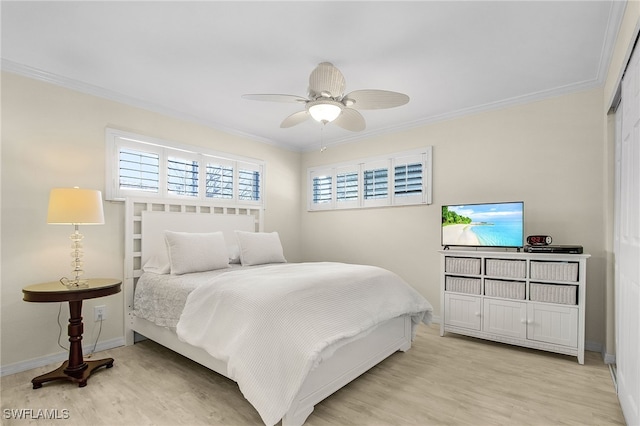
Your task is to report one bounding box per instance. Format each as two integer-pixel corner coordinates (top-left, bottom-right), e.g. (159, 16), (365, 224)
(164, 231), (230, 275)
(235, 231), (287, 266)
(142, 254), (171, 274)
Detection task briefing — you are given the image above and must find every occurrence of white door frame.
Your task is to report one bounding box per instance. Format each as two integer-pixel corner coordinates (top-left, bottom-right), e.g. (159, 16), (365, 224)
(613, 34), (640, 426)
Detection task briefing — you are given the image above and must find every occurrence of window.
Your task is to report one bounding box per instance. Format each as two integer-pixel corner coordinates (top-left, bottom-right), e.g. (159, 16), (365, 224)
(336, 172), (358, 202)
(307, 147), (432, 211)
(106, 128), (264, 205)
(206, 163), (233, 199)
(363, 168), (388, 199)
(392, 153), (426, 205)
(238, 163), (261, 201)
(310, 170), (332, 210)
(334, 166), (359, 209)
(118, 148), (159, 193)
(167, 156), (199, 197)
(394, 163), (422, 196)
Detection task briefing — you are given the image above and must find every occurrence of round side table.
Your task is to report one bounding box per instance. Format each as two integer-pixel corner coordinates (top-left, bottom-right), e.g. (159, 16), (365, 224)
(23, 278), (121, 388)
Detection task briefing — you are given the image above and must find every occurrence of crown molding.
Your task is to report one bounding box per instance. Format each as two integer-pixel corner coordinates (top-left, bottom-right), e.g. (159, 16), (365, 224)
(0, 59), (297, 150)
(1, 48), (613, 154)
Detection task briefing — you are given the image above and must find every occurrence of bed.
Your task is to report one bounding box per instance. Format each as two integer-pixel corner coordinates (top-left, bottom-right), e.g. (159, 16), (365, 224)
(123, 198), (432, 425)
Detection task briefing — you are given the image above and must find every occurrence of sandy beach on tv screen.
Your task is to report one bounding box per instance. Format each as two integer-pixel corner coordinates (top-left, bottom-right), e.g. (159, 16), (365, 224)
(442, 224), (480, 245)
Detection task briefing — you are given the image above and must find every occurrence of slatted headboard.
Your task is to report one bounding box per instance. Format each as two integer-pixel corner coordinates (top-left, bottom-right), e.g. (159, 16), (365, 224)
(123, 197), (263, 345)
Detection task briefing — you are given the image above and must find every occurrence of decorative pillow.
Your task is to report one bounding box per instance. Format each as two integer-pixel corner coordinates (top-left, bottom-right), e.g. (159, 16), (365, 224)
(164, 231), (230, 275)
(142, 254), (171, 274)
(235, 231), (287, 266)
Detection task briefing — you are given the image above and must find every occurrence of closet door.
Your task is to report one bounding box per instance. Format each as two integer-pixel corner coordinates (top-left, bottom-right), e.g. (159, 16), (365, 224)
(616, 42), (640, 426)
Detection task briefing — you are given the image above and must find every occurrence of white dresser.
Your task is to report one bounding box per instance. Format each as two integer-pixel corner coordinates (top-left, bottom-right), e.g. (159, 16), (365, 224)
(439, 250), (590, 364)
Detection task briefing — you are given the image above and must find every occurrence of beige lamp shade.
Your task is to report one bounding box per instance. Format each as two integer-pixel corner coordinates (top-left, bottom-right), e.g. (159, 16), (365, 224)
(47, 188), (105, 225)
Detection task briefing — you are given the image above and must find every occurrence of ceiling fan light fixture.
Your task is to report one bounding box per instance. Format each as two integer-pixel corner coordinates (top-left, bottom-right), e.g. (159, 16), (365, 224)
(307, 100), (343, 123)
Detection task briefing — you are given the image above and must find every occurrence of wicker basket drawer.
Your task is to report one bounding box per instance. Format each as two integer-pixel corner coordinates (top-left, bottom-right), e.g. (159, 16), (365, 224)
(530, 261), (579, 282)
(530, 283), (577, 305)
(445, 257), (481, 275)
(485, 279), (525, 300)
(486, 259), (526, 278)
(445, 276), (481, 295)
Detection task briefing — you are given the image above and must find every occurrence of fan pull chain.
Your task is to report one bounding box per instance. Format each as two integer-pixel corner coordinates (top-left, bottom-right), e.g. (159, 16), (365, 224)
(320, 124), (327, 152)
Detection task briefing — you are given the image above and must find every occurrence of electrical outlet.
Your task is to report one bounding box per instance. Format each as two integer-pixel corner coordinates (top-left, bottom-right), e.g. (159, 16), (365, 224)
(94, 305), (107, 322)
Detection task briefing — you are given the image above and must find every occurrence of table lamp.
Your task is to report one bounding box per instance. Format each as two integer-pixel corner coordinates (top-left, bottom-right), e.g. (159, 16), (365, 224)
(47, 187), (105, 287)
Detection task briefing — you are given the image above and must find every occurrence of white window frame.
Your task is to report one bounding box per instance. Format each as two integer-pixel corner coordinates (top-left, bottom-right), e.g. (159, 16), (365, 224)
(307, 147), (432, 211)
(105, 128), (264, 206)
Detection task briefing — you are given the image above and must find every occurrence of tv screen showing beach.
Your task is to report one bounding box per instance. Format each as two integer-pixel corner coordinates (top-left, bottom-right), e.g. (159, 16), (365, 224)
(441, 202), (524, 248)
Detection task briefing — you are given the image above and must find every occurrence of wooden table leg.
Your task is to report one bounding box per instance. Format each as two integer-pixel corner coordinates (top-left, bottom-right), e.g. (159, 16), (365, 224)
(31, 358), (114, 389)
(32, 300), (114, 389)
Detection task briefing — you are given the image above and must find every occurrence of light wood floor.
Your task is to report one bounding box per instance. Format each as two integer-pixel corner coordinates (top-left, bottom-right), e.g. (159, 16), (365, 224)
(1, 325), (625, 425)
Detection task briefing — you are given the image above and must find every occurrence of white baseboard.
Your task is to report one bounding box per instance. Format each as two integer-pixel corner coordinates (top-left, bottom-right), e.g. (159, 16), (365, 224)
(585, 342), (616, 364)
(608, 364), (617, 392)
(0, 337), (124, 377)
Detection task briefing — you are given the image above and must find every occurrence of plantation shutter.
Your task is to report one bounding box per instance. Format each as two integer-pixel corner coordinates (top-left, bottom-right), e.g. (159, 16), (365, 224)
(238, 162), (261, 202)
(393, 153), (426, 205)
(118, 147), (160, 193)
(306, 147), (432, 211)
(362, 160), (389, 207)
(206, 160), (234, 199)
(335, 166), (359, 209)
(309, 169), (332, 210)
(106, 129), (265, 203)
(167, 155), (199, 197)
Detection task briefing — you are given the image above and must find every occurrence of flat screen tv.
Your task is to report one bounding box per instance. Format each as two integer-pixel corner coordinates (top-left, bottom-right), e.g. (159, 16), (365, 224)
(441, 201), (524, 248)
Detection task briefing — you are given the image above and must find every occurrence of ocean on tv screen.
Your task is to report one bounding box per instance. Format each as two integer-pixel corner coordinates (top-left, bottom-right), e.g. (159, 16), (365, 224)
(442, 203), (523, 247)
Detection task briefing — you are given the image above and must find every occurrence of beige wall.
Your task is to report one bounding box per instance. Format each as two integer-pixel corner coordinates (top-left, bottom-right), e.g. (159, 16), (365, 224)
(300, 88), (607, 347)
(0, 72), (301, 367)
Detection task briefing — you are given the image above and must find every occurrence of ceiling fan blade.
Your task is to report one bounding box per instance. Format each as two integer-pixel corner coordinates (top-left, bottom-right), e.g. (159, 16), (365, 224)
(280, 110), (310, 128)
(343, 89), (409, 110)
(309, 62), (346, 99)
(242, 94), (307, 103)
(333, 108), (365, 132)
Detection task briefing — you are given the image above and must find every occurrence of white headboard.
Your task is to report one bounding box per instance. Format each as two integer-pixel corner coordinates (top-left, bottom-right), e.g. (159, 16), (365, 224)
(124, 197), (263, 345)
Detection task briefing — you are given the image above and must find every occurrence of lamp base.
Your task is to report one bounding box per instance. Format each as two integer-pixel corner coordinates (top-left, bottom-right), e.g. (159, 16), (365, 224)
(66, 226), (87, 288)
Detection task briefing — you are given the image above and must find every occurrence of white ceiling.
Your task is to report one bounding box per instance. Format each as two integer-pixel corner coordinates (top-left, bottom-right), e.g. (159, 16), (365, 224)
(1, 1), (625, 151)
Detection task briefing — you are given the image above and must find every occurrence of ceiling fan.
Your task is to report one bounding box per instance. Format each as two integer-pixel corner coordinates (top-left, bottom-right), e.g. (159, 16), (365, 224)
(242, 62), (409, 132)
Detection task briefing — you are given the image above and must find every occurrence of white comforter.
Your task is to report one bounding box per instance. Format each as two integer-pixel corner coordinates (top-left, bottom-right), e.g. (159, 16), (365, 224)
(176, 262), (432, 425)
